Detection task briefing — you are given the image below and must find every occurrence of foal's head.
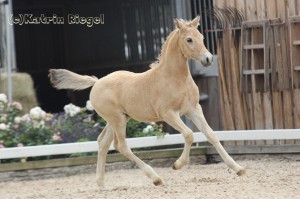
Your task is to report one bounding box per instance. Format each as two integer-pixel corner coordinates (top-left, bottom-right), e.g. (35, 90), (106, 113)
(174, 16), (213, 67)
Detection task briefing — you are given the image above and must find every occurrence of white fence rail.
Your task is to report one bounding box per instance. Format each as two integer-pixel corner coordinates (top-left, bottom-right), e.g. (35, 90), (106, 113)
(1, 129), (300, 159)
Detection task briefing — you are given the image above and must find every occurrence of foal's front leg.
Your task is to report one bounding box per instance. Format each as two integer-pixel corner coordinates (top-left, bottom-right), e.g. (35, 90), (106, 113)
(187, 104), (245, 175)
(163, 112), (194, 170)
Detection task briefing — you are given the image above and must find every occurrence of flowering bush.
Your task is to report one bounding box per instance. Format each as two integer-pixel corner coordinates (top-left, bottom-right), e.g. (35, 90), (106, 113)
(0, 94), (166, 150)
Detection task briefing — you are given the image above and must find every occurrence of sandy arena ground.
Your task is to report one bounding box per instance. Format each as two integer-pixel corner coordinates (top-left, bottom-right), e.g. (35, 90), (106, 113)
(1, 155), (300, 199)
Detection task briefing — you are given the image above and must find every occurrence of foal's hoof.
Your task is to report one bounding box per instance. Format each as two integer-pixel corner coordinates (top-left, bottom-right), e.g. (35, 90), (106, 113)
(172, 164), (178, 170)
(153, 179), (164, 186)
(96, 177), (105, 188)
(96, 181), (105, 188)
(236, 168), (246, 176)
(172, 160), (187, 170)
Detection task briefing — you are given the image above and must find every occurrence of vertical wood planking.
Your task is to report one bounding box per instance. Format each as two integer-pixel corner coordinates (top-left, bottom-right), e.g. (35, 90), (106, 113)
(225, 0), (235, 8)
(293, 89), (300, 144)
(230, 37), (245, 130)
(297, 0), (300, 15)
(290, 16), (300, 136)
(272, 92), (284, 128)
(283, 91), (294, 126)
(235, 0), (245, 15)
(293, 89), (300, 128)
(272, 22), (284, 144)
(222, 33), (234, 129)
(270, 3), (284, 143)
(230, 24), (246, 145)
(290, 13), (300, 145)
(276, 0), (286, 20)
(252, 25), (265, 132)
(236, 0), (248, 132)
(214, 0), (226, 8)
(247, 0), (267, 146)
(285, 1), (295, 145)
(287, 0), (297, 16)
(283, 90), (294, 145)
(259, 22), (273, 135)
(220, 0), (238, 142)
(244, 0), (257, 20)
(266, 0), (278, 19)
(263, 92), (273, 129)
(246, 93), (256, 145)
(217, 0), (231, 124)
(257, 0), (266, 20)
(217, 38), (235, 130)
(242, 93), (251, 129)
(278, 1), (295, 144)
(212, 0), (300, 146)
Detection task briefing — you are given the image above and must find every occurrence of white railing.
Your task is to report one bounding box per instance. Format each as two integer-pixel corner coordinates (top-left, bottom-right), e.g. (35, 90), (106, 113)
(1, 129), (300, 159)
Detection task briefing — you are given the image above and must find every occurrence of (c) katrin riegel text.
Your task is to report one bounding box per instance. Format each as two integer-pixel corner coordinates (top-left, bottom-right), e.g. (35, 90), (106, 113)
(9, 14), (104, 27)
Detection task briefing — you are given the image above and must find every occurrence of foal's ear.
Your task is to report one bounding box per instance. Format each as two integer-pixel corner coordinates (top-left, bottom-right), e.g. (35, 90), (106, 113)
(174, 18), (184, 29)
(190, 16), (200, 27)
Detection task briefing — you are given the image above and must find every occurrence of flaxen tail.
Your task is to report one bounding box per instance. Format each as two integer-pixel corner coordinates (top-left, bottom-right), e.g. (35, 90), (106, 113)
(48, 69), (98, 90)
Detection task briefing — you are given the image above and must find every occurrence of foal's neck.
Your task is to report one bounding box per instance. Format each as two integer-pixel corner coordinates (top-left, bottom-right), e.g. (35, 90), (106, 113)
(160, 30), (190, 78)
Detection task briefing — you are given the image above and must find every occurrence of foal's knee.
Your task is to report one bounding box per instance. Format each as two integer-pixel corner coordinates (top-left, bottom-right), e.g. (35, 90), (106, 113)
(206, 131), (219, 145)
(117, 142), (132, 156)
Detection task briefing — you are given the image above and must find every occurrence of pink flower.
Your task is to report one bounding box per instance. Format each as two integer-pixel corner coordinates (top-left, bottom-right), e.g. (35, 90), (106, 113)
(52, 134), (62, 141)
(11, 101), (23, 111)
(17, 143), (24, 147)
(0, 140), (5, 148)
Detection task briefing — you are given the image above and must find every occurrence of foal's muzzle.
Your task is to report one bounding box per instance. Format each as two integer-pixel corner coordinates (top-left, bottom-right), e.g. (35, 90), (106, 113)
(200, 53), (213, 67)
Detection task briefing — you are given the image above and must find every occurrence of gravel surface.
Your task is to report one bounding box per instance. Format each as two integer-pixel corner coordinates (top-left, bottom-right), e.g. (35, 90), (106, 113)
(1, 154), (300, 199)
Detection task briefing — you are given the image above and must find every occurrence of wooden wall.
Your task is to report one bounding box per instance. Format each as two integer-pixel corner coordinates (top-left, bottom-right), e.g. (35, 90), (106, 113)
(197, 76), (222, 130)
(214, 0), (300, 145)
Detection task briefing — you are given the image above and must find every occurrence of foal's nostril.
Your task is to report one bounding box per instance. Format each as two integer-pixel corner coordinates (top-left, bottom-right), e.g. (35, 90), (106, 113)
(206, 57), (209, 63)
(200, 54), (212, 66)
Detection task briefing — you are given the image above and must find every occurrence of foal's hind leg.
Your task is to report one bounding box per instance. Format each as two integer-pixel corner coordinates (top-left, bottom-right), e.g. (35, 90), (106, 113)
(96, 124), (114, 187)
(110, 114), (163, 186)
(187, 104), (245, 175)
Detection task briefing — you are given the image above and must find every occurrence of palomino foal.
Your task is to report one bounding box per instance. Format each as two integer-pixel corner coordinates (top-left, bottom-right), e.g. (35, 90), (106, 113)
(49, 16), (245, 187)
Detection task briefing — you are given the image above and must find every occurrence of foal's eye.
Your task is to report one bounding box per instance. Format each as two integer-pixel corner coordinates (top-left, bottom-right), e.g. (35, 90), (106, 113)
(186, 38), (193, 43)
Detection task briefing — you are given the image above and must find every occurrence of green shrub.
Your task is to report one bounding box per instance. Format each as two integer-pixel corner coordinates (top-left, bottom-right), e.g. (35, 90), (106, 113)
(0, 93), (166, 150)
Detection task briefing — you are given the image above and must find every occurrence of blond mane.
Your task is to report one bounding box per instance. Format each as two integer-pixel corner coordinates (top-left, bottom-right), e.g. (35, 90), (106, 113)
(150, 19), (196, 69)
(149, 29), (178, 68)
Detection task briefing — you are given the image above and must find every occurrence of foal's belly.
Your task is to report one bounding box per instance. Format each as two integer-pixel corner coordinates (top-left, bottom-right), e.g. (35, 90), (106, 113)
(122, 99), (161, 122)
